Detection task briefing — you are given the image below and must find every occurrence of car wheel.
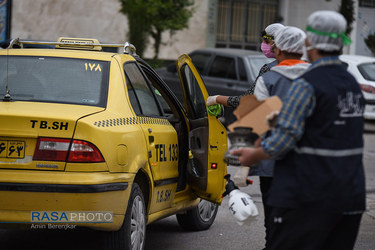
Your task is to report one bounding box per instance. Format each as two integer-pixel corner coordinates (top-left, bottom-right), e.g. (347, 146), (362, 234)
(105, 183), (146, 250)
(176, 199), (218, 231)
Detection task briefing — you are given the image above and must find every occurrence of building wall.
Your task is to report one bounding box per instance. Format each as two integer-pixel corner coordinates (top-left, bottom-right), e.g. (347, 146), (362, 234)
(10, 0), (210, 60)
(356, 6), (375, 56)
(10, 0), (374, 59)
(279, 0), (375, 56)
(11, 0), (127, 42)
(148, 0), (210, 59)
(279, 0), (341, 30)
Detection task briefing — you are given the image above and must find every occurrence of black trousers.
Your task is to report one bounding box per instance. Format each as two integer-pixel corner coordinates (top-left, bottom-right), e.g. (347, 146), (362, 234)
(267, 207), (363, 250)
(259, 176), (273, 249)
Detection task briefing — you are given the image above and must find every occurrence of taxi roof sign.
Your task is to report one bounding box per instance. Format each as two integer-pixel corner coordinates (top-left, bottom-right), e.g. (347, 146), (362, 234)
(5, 37), (135, 55)
(56, 37), (102, 51)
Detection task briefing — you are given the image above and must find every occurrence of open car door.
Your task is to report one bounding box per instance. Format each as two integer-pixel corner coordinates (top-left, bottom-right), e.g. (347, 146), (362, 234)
(177, 54), (227, 204)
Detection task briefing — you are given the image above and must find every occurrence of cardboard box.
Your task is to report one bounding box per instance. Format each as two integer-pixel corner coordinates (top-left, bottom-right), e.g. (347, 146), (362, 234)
(227, 95), (282, 136)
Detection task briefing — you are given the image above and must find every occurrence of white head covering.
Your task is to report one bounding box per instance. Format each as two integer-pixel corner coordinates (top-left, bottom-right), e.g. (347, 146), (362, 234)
(265, 23), (285, 38)
(274, 26), (306, 54)
(306, 10), (350, 52)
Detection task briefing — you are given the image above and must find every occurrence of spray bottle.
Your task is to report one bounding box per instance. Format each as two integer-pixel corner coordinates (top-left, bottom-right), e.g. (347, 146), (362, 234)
(222, 175), (259, 225)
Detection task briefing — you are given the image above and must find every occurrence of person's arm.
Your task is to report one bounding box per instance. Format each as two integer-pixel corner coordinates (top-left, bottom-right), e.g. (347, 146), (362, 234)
(230, 147), (270, 166)
(206, 63), (272, 108)
(216, 95), (229, 106)
(206, 95), (229, 107)
(206, 82), (262, 108)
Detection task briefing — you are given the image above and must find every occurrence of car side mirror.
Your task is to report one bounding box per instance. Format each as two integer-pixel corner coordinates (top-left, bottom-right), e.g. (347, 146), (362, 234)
(167, 63), (177, 73)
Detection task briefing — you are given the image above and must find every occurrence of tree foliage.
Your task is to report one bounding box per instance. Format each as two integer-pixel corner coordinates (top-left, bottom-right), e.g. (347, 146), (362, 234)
(365, 33), (375, 56)
(118, 0), (151, 57)
(147, 0), (194, 60)
(118, 0), (194, 59)
(338, 0), (355, 35)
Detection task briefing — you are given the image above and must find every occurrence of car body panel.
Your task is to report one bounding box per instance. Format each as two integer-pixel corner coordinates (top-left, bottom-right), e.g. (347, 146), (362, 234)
(0, 169), (134, 230)
(115, 55), (182, 215)
(0, 42), (227, 231)
(0, 102), (104, 171)
(340, 54), (375, 119)
(176, 54), (227, 204)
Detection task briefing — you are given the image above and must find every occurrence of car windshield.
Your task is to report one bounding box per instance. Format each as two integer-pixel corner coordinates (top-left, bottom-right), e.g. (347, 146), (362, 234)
(245, 56), (274, 77)
(0, 55), (109, 107)
(358, 62), (375, 81)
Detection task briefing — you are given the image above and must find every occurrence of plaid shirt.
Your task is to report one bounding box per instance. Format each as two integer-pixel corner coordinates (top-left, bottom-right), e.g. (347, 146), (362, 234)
(261, 56), (343, 157)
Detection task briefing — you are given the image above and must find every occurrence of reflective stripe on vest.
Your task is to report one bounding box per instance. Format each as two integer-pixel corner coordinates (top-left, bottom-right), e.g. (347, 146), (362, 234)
(294, 147), (363, 157)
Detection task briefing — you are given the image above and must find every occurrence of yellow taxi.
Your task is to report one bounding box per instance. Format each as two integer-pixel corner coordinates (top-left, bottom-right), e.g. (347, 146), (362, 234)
(0, 38), (227, 249)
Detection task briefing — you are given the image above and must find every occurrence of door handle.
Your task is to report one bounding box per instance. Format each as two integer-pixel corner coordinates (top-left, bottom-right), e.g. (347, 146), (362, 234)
(149, 135), (154, 145)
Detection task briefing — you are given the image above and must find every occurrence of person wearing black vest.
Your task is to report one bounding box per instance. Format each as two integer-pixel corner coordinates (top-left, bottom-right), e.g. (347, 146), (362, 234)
(230, 11), (366, 250)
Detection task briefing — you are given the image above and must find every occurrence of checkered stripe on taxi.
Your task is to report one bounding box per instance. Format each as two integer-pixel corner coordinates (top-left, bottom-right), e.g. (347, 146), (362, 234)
(93, 117), (170, 127)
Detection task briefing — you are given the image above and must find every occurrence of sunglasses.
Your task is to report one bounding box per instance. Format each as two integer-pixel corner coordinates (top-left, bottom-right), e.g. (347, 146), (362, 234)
(263, 35), (274, 41)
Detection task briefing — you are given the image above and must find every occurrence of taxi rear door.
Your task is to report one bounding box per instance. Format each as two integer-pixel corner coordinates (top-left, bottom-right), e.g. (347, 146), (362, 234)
(176, 54), (227, 204)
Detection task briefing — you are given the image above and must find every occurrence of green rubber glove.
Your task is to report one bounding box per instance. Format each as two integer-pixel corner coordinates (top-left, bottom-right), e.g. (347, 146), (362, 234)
(207, 104), (222, 116)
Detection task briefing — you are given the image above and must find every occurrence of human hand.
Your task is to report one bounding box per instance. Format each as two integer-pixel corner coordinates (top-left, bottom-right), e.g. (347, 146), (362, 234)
(206, 95), (219, 106)
(230, 147), (258, 166)
(230, 147), (269, 166)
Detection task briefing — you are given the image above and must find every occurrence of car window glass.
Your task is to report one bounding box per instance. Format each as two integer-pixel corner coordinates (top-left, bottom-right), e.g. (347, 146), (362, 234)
(124, 63), (161, 116)
(207, 56), (236, 80)
(126, 83), (141, 115)
(141, 69), (173, 115)
(246, 56), (274, 80)
(190, 53), (211, 75)
(238, 58), (247, 81)
(151, 86), (172, 114)
(181, 64), (206, 119)
(358, 63), (375, 81)
(0, 56), (108, 107)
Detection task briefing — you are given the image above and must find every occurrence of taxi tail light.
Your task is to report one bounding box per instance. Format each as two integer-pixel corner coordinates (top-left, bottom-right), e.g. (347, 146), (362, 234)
(33, 138), (70, 161)
(68, 139), (104, 163)
(33, 138), (104, 163)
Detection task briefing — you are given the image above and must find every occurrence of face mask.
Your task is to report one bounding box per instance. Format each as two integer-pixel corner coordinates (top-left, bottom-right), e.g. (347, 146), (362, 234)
(261, 42), (275, 58)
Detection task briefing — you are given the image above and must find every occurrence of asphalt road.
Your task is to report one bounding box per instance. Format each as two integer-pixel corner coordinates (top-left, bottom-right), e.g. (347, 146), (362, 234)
(1, 122), (374, 250)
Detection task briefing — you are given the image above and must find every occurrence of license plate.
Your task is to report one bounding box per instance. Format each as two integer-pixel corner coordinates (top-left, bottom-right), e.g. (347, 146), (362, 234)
(0, 140), (26, 159)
